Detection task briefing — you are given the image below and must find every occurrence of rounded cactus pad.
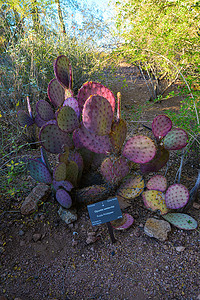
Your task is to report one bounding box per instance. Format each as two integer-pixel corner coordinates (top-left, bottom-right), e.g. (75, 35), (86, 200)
(117, 174), (144, 199)
(55, 189), (72, 209)
(75, 124), (112, 154)
(162, 213), (198, 230)
(39, 120), (73, 153)
(69, 151), (84, 174)
(77, 81), (115, 114)
(100, 156), (130, 184)
(142, 190), (169, 215)
(123, 135), (156, 164)
(163, 128), (188, 150)
(82, 95), (113, 136)
(17, 110), (34, 127)
(146, 175), (167, 192)
(109, 119), (127, 154)
(152, 115), (172, 140)
(34, 114), (46, 128)
(72, 129), (84, 149)
(165, 184), (189, 209)
(36, 100), (55, 121)
(53, 180), (73, 192)
(54, 55), (70, 89)
(56, 106), (79, 133)
(63, 97), (80, 118)
(65, 161), (79, 187)
(140, 146), (169, 174)
(53, 162), (67, 181)
(28, 159), (52, 184)
(111, 213), (134, 230)
(59, 147), (69, 164)
(47, 78), (65, 108)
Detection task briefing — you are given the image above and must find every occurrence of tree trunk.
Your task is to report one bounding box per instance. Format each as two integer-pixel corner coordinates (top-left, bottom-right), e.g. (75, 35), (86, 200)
(55, 0), (66, 35)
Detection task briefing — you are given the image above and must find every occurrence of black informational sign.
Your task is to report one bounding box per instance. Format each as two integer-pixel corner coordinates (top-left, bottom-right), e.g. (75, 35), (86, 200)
(87, 197), (122, 226)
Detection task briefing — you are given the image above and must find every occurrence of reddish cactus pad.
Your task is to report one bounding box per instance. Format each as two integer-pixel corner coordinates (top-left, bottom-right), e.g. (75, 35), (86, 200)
(63, 97), (80, 118)
(152, 115), (172, 140)
(165, 184), (189, 209)
(123, 135), (156, 163)
(77, 81), (115, 114)
(163, 128), (188, 150)
(111, 213), (134, 230)
(146, 175), (167, 192)
(54, 55), (70, 89)
(82, 95), (113, 136)
(47, 78), (65, 108)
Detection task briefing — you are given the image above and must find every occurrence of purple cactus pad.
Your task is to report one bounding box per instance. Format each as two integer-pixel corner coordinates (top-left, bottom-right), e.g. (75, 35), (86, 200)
(54, 55), (70, 89)
(111, 213), (134, 230)
(152, 115), (172, 140)
(53, 180), (73, 192)
(146, 175), (167, 192)
(28, 159), (52, 184)
(55, 189), (72, 209)
(17, 110), (34, 127)
(165, 184), (189, 209)
(36, 100), (55, 121)
(140, 146), (169, 174)
(34, 114), (47, 128)
(47, 78), (65, 108)
(163, 128), (188, 150)
(63, 97), (80, 118)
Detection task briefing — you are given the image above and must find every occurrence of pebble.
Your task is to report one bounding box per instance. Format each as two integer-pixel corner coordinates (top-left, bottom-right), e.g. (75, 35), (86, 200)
(193, 202), (200, 209)
(18, 230), (25, 236)
(32, 233), (42, 242)
(144, 218), (171, 241)
(175, 246), (186, 252)
(0, 247), (5, 254)
(20, 240), (25, 246)
(58, 207), (77, 225)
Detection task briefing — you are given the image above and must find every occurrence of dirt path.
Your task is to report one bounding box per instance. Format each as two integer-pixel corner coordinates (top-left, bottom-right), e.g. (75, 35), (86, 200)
(0, 64), (199, 300)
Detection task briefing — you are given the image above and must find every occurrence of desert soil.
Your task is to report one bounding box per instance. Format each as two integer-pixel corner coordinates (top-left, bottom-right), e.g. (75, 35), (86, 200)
(0, 63), (199, 300)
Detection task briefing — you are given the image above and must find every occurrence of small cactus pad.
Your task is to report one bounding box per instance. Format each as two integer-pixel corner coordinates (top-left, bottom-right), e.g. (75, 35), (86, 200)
(117, 175), (144, 199)
(100, 156), (130, 184)
(28, 159), (52, 184)
(77, 81), (115, 114)
(165, 184), (189, 209)
(39, 120), (73, 153)
(54, 55), (70, 89)
(53, 180), (73, 192)
(163, 128), (188, 150)
(152, 115), (172, 140)
(73, 129), (84, 149)
(34, 114), (46, 128)
(65, 161), (79, 187)
(146, 175), (167, 192)
(162, 213), (198, 230)
(40, 147), (51, 172)
(69, 151), (84, 174)
(82, 95), (113, 136)
(56, 106), (79, 133)
(123, 135), (156, 163)
(142, 190), (169, 215)
(55, 189), (72, 209)
(53, 162), (67, 181)
(47, 78), (65, 108)
(76, 124), (112, 154)
(111, 213), (134, 230)
(109, 119), (127, 153)
(63, 97), (80, 118)
(59, 148), (69, 164)
(36, 100), (55, 121)
(17, 110), (34, 127)
(140, 146), (169, 174)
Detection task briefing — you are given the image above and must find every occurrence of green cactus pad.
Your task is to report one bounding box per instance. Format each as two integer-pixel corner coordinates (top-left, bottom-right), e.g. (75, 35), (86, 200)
(109, 119), (127, 153)
(152, 115), (172, 140)
(140, 146), (169, 174)
(65, 161), (79, 187)
(100, 156), (130, 184)
(17, 110), (34, 127)
(142, 190), (169, 215)
(76, 124), (112, 154)
(123, 135), (156, 164)
(52, 180), (73, 192)
(146, 175), (167, 192)
(56, 106), (79, 133)
(111, 213), (134, 230)
(82, 95), (113, 136)
(77, 81), (115, 114)
(163, 128), (188, 150)
(28, 159), (52, 184)
(59, 147), (69, 164)
(54, 55), (71, 89)
(165, 184), (189, 209)
(36, 100), (55, 121)
(53, 162), (67, 181)
(47, 78), (65, 108)
(55, 189), (72, 209)
(39, 120), (73, 153)
(117, 174), (144, 199)
(162, 213), (198, 230)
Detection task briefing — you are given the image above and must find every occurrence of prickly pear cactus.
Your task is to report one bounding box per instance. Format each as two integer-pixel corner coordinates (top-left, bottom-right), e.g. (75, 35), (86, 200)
(53, 162), (67, 181)
(47, 78), (65, 108)
(162, 213), (198, 230)
(55, 189), (72, 209)
(152, 115), (172, 140)
(56, 106), (79, 133)
(34, 114), (46, 128)
(53, 55), (71, 90)
(28, 159), (52, 184)
(65, 161), (79, 187)
(63, 97), (80, 118)
(117, 174), (144, 199)
(17, 110), (34, 127)
(163, 128), (188, 150)
(111, 213), (134, 230)
(109, 119), (127, 154)
(36, 100), (55, 121)
(146, 175), (167, 192)
(52, 180), (73, 192)
(142, 190), (169, 215)
(140, 146), (169, 174)
(165, 184), (189, 209)
(123, 135), (156, 163)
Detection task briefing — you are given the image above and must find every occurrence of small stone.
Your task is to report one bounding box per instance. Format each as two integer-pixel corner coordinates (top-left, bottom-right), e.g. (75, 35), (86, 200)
(32, 233), (42, 242)
(134, 228), (141, 237)
(20, 240), (25, 246)
(72, 239), (78, 247)
(144, 218), (171, 242)
(58, 207), (77, 225)
(18, 230), (25, 236)
(0, 247), (5, 254)
(193, 202), (200, 209)
(86, 232), (98, 244)
(176, 246), (186, 252)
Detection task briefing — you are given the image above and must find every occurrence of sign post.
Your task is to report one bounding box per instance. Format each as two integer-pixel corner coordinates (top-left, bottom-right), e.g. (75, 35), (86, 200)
(87, 197), (122, 244)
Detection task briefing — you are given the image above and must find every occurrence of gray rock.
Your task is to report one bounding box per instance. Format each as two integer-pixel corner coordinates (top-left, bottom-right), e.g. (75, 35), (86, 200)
(176, 246), (186, 252)
(58, 207), (77, 224)
(33, 233), (42, 242)
(21, 184), (51, 215)
(18, 230), (25, 236)
(144, 218), (171, 242)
